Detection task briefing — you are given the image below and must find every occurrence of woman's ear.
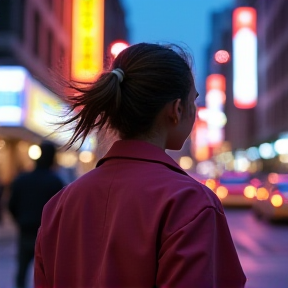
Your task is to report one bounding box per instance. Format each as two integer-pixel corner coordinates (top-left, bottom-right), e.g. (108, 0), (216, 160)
(172, 98), (183, 124)
(166, 98), (183, 125)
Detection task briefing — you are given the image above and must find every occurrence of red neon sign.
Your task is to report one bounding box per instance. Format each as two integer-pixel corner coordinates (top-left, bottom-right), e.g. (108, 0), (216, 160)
(233, 7), (258, 109)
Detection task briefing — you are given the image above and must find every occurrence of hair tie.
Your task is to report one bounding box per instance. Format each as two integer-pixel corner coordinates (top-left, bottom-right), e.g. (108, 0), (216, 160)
(111, 68), (124, 83)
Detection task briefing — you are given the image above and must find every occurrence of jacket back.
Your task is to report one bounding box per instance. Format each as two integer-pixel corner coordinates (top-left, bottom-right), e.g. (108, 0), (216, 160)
(35, 140), (246, 287)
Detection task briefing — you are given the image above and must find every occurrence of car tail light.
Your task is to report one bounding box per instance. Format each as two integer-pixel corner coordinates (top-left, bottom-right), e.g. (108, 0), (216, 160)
(256, 187), (269, 200)
(216, 186), (228, 199)
(243, 185), (257, 198)
(205, 179), (217, 192)
(250, 178), (262, 188)
(270, 194), (283, 207)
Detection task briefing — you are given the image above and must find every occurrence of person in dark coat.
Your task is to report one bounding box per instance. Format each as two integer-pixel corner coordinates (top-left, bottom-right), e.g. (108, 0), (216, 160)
(9, 141), (64, 288)
(34, 43), (246, 287)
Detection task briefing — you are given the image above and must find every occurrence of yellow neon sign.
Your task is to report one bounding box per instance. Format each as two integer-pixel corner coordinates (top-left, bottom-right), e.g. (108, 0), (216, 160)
(72, 0), (104, 82)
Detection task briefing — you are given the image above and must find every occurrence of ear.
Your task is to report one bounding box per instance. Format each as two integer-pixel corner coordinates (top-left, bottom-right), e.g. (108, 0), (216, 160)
(168, 98), (183, 124)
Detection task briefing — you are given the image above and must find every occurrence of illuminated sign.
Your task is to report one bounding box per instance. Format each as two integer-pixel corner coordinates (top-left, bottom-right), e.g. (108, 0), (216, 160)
(191, 108), (210, 161)
(71, 0), (104, 82)
(0, 66), (27, 125)
(25, 77), (96, 150)
(24, 78), (71, 144)
(206, 74), (226, 110)
(0, 66), (96, 150)
(205, 74), (227, 147)
(233, 7), (257, 109)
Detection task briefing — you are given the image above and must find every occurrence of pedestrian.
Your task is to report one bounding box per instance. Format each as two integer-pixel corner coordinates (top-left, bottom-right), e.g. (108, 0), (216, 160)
(9, 141), (65, 288)
(34, 43), (246, 287)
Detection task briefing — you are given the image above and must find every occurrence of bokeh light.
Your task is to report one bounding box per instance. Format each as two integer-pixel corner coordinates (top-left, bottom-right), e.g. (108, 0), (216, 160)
(270, 194), (283, 207)
(205, 179), (217, 191)
(214, 50), (230, 64)
(0, 139), (5, 149)
(256, 187), (269, 200)
(244, 185), (256, 198)
(268, 173), (279, 184)
(79, 151), (94, 163)
(110, 41), (129, 58)
(28, 145), (42, 160)
(216, 186), (228, 199)
(179, 156), (193, 170)
(57, 152), (78, 168)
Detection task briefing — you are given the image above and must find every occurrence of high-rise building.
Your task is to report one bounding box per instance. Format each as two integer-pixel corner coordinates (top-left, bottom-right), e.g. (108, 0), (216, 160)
(255, 0), (288, 144)
(235, 0), (288, 172)
(0, 0), (72, 82)
(204, 0), (288, 173)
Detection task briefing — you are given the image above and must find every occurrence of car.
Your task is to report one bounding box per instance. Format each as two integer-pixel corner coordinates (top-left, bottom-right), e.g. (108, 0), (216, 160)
(212, 171), (259, 207)
(252, 173), (288, 221)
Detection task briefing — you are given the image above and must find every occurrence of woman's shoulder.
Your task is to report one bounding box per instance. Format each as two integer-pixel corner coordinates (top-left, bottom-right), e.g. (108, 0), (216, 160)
(163, 172), (223, 213)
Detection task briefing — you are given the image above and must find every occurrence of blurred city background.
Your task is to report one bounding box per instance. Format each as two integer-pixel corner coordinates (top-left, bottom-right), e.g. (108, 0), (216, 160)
(0, 0), (288, 287)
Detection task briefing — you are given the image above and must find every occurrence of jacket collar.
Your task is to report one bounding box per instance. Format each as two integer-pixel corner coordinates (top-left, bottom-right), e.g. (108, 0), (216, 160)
(96, 140), (188, 176)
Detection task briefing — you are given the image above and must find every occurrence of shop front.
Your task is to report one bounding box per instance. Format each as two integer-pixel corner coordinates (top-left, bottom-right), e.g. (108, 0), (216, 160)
(0, 66), (97, 188)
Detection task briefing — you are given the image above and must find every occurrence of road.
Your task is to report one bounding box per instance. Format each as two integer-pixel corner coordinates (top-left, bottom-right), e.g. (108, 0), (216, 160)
(0, 208), (288, 288)
(225, 208), (288, 288)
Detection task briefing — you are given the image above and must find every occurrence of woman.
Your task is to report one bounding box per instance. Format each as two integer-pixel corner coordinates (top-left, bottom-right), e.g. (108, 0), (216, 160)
(34, 43), (246, 287)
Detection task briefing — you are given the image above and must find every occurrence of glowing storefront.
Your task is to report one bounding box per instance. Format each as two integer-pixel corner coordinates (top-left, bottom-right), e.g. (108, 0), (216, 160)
(0, 66), (96, 185)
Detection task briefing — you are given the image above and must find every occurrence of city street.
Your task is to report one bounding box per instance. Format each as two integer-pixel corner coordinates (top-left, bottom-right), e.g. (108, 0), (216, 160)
(225, 208), (288, 288)
(0, 208), (288, 288)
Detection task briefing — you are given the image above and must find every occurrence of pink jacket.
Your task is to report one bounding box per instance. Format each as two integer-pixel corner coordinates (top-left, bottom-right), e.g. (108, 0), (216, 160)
(35, 140), (246, 288)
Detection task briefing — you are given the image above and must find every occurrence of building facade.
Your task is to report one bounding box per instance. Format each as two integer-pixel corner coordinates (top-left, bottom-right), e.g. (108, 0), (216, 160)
(0, 0), (128, 186)
(203, 0), (288, 173)
(255, 0), (288, 143)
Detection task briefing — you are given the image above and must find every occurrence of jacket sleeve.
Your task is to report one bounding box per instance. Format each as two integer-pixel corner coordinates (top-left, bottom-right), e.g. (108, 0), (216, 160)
(156, 207), (246, 288)
(34, 228), (49, 288)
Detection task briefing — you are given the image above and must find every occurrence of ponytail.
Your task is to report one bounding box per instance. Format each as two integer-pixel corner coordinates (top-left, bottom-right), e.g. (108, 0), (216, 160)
(60, 72), (122, 149)
(57, 42), (193, 149)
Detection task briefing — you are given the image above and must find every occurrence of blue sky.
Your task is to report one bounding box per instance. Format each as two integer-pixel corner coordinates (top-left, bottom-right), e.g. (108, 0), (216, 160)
(120, 0), (234, 98)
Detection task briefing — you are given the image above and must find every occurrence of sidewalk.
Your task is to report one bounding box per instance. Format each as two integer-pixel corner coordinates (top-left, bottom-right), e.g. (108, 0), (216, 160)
(0, 209), (33, 288)
(0, 209), (18, 242)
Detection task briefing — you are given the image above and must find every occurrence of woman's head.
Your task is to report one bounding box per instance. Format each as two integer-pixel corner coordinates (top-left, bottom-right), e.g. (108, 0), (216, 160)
(63, 43), (197, 149)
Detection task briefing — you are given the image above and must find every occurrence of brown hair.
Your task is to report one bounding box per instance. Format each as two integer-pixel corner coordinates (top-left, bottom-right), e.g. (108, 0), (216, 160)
(61, 43), (194, 149)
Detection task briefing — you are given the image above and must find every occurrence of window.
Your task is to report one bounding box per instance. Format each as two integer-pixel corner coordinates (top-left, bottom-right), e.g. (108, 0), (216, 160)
(0, 0), (11, 31)
(46, 0), (53, 10)
(33, 11), (40, 56)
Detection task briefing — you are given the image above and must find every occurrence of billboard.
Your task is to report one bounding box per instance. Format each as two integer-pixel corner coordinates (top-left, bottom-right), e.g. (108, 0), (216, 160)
(205, 74), (227, 148)
(233, 7), (257, 109)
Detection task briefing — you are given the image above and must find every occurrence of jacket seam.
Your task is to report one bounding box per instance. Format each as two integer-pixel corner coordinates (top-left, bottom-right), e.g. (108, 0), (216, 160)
(161, 206), (221, 246)
(199, 182), (222, 209)
(98, 159), (120, 284)
(97, 156), (187, 176)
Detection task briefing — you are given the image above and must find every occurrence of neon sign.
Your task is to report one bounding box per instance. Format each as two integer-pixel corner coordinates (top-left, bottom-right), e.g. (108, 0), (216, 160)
(71, 0), (104, 82)
(233, 7), (257, 109)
